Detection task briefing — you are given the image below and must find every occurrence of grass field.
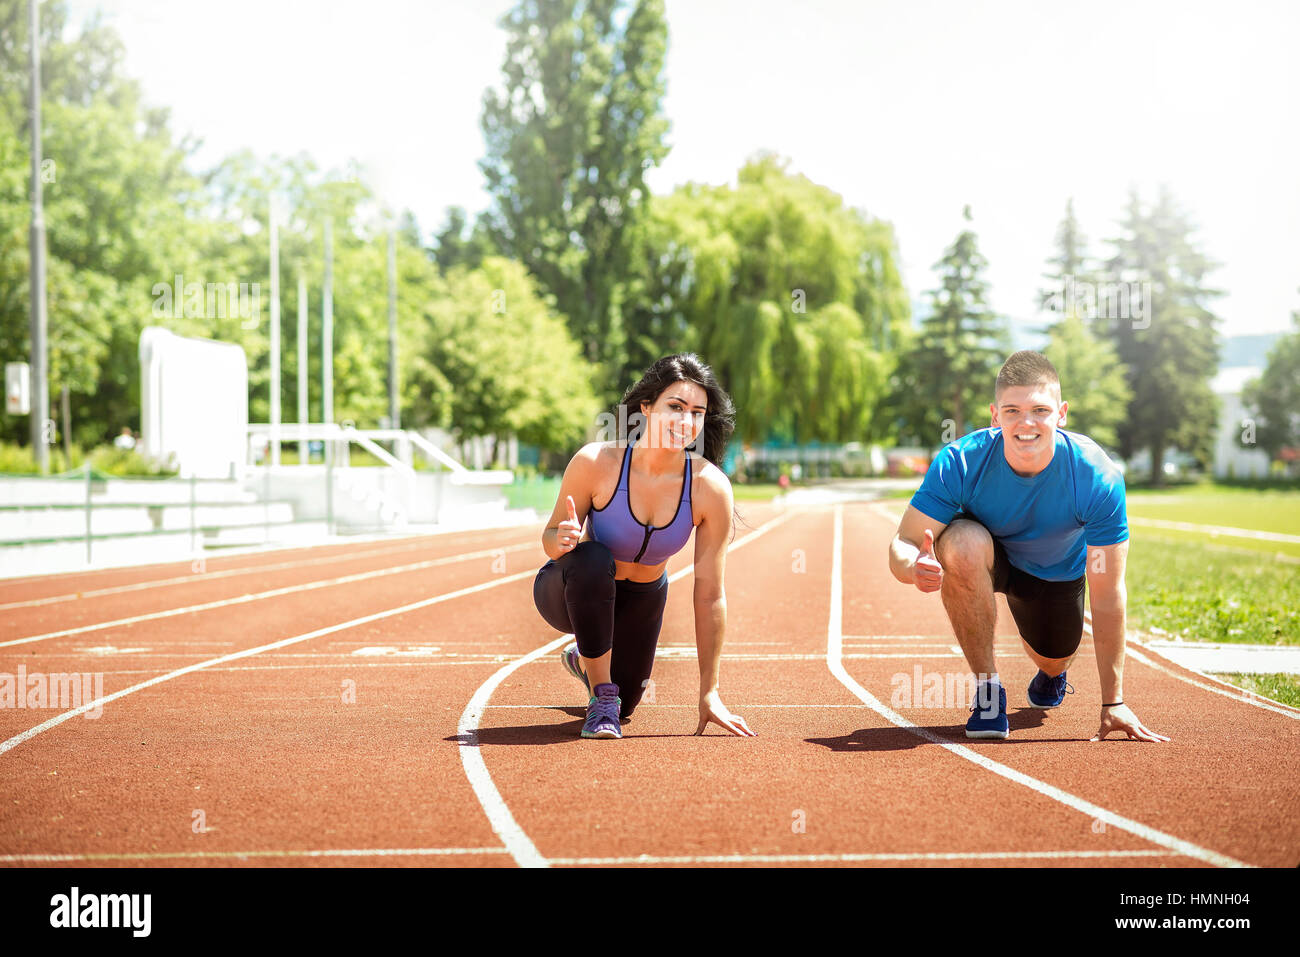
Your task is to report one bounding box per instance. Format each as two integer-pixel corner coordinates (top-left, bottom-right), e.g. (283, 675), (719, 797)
(1207, 673), (1300, 709)
(1126, 484), (1300, 559)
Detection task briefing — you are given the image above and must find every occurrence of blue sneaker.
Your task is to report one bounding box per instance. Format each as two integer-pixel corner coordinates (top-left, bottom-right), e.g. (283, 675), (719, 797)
(1027, 670), (1074, 709)
(559, 641), (589, 693)
(965, 681), (1009, 739)
(581, 683), (622, 739)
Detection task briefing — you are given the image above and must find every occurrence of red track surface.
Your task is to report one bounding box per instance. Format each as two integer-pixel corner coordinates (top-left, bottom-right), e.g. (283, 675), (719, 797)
(1, 502), (1297, 868)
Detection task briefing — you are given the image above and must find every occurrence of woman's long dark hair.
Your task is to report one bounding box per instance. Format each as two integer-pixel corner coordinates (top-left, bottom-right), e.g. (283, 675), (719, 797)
(619, 353), (735, 468)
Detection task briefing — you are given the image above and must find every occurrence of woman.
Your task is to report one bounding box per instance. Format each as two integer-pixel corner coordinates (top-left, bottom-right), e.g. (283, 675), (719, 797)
(533, 353), (755, 740)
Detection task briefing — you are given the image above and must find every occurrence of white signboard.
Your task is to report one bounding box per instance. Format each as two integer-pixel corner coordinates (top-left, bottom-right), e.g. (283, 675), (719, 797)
(139, 328), (248, 478)
(5, 362), (30, 415)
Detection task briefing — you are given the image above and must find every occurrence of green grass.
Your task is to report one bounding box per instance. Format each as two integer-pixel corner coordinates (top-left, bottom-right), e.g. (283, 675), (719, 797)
(732, 482), (787, 502)
(1125, 534), (1299, 645)
(1205, 673), (1300, 709)
(504, 475), (563, 513)
(1127, 485), (1300, 535)
(1126, 484), (1300, 560)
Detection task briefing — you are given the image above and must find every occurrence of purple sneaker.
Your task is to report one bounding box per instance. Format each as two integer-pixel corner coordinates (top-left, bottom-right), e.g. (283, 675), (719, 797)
(559, 641), (589, 693)
(581, 683), (622, 739)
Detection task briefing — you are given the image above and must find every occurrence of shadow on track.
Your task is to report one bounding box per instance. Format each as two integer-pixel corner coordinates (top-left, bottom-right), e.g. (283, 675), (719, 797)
(806, 708), (1088, 750)
(446, 708), (700, 746)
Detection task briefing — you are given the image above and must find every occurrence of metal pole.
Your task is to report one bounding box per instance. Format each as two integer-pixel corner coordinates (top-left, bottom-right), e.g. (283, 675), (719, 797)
(387, 227), (399, 430)
(297, 272), (308, 464)
(269, 198), (281, 466)
(322, 218), (334, 467)
(60, 382), (70, 463)
(84, 462), (92, 564)
(28, 0), (49, 474)
(325, 449), (334, 537)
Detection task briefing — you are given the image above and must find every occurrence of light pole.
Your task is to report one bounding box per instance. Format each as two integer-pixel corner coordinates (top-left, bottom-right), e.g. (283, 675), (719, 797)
(28, 0), (49, 473)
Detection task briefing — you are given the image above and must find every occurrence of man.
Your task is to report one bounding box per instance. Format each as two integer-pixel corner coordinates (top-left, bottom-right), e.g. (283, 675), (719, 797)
(887, 350), (1168, 742)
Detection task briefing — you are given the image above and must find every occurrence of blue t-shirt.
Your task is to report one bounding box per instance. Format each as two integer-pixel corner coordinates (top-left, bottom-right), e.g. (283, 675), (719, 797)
(909, 428), (1128, 581)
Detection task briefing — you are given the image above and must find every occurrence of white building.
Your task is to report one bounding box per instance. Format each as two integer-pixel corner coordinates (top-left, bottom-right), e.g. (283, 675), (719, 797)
(1211, 366), (1271, 479)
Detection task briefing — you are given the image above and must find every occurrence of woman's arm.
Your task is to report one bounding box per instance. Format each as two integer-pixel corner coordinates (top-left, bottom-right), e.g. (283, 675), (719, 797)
(691, 465), (754, 736)
(541, 444), (600, 561)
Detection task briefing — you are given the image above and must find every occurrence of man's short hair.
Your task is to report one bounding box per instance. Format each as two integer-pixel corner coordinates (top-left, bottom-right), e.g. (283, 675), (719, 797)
(995, 351), (1061, 402)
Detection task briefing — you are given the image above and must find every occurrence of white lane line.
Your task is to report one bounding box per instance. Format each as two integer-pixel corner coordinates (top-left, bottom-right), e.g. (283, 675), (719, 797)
(828, 504), (1249, 869)
(0, 542), (540, 649)
(0, 569), (539, 757)
(1128, 516), (1300, 544)
(458, 507), (800, 869)
(1084, 614), (1300, 720)
(549, 849), (1178, 865)
(0, 847), (510, 863)
(0, 534), (533, 611)
(457, 635), (569, 869)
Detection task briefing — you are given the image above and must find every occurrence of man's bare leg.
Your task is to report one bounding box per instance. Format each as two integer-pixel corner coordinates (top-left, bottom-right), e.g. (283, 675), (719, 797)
(935, 520), (999, 680)
(1021, 640), (1076, 677)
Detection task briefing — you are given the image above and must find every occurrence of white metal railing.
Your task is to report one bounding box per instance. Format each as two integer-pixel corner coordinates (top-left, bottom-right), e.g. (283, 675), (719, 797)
(245, 424), (512, 485)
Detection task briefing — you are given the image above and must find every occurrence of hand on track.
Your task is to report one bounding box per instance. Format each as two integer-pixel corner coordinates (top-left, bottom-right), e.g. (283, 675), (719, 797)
(1091, 703), (1170, 742)
(695, 690), (756, 737)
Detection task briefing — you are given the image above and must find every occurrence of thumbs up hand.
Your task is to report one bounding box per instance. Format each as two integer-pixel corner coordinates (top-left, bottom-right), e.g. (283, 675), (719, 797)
(556, 495), (583, 555)
(913, 528), (943, 593)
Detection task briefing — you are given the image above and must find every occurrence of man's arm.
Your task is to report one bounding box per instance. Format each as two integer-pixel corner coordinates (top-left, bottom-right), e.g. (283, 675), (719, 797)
(1085, 540), (1169, 742)
(889, 505), (949, 592)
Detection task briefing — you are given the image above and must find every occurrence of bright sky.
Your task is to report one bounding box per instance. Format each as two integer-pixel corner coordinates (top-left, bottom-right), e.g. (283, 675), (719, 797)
(67, 0), (1300, 341)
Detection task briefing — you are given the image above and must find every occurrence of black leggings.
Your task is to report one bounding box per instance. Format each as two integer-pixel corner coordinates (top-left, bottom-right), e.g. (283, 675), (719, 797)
(532, 540), (668, 718)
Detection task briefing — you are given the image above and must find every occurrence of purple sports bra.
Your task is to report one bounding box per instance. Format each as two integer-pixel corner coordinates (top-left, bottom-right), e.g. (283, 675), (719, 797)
(588, 443), (694, 565)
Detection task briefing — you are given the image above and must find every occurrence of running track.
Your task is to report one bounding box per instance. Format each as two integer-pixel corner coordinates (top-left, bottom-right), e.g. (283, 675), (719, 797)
(1, 501), (1296, 868)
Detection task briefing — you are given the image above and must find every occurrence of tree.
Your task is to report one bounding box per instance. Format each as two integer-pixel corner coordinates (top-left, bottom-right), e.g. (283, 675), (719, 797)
(1099, 188), (1221, 483)
(894, 206), (1010, 445)
(478, 0), (670, 395)
(0, 1), (199, 448)
(430, 206), (495, 273)
(624, 155), (908, 444)
(1043, 314), (1132, 450)
(1038, 197), (1091, 317)
(1239, 302), (1300, 462)
(1037, 199), (1131, 449)
(410, 256), (601, 459)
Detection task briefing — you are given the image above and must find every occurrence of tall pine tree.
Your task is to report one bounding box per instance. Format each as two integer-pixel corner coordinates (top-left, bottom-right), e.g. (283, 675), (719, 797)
(1100, 188), (1221, 483)
(897, 206), (1010, 444)
(1038, 199), (1131, 450)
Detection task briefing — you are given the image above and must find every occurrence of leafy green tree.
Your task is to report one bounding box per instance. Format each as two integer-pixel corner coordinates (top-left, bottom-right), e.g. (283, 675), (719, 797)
(0, 1), (198, 448)
(410, 256), (600, 460)
(479, 0), (670, 393)
(1044, 314), (1132, 450)
(1239, 303), (1300, 462)
(894, 206), (1010, 444)
(430, 206), (495, 273)
(625, 155), (908, 444)
(1099, 188), (1221, 483)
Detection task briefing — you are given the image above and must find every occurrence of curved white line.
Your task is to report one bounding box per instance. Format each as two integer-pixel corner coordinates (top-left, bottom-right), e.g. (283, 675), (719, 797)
(456, 634), (570, 869)
(828, 504), (1250, 869)
(457, 507), (799, 868)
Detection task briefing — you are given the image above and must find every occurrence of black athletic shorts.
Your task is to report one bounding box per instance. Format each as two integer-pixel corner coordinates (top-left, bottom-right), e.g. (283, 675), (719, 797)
(990, 536), (1086, 660)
